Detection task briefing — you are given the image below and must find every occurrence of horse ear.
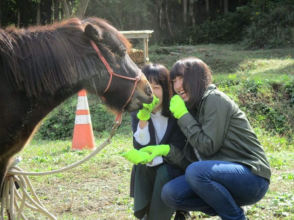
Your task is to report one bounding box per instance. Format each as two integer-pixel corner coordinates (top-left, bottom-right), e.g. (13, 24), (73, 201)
(84, 24), (102, 41)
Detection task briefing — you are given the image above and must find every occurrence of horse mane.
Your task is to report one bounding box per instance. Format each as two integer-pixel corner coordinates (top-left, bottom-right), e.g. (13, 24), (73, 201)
(0, 17), (131, 98)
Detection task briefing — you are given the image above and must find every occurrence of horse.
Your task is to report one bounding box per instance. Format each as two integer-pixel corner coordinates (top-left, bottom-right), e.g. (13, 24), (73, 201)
(0, 17), (153, 190)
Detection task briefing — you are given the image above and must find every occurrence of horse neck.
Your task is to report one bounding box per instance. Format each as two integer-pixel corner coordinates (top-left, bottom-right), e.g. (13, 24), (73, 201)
(34, 85), (84, 122)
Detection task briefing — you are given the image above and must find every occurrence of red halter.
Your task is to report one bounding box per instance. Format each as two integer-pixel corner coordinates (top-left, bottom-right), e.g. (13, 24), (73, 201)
(89, 40), (141, 124)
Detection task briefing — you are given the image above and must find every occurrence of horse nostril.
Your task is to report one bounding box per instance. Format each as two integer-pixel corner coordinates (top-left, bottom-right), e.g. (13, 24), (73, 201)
(145, 85), (152, 96)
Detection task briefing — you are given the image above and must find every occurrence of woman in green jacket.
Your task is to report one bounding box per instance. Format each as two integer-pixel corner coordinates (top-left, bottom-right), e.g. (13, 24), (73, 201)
(140, 57), (271, 220)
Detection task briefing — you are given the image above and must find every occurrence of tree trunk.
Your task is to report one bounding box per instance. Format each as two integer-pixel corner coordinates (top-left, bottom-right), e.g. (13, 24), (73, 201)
(183, 0), (187, 24)
(61, 0), (70, 19)
(224, 0), (228, 14)
(189, 0), (195, 26)
(54, 0), (60, 22)
(155, 0), (162, 30)
(37, 0), (41, 25)
(45, 0), (52, 24)
(206, 0), (210, 14)
(74, 0), (89, 18)
(17, 0), (20, 27)
(165, 0), (173, 37)
(219, 0), (223, 14)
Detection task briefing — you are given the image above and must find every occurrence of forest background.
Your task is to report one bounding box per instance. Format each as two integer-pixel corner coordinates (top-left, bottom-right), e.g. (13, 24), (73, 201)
(1, 0), (294, 49)
(1, 0), (294, 219)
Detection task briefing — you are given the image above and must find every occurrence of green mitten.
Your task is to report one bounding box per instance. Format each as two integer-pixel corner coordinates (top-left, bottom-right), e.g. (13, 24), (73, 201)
(170, 95), (188, 119)
(137, 95), (159, 121)
(121, 149), (150, 165)
(139, 144), (170, 161)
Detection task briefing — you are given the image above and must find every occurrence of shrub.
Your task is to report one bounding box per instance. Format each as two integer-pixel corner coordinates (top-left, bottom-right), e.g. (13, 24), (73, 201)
(243, 81), (292, 137)
(36, 94), (132, 140)
(36, 97), (77, 140)
(172, 10), (251, 45)
(217, 77), (294, 140)
(165, 0), (294, 49)
(241, 1), (294, 49)
(285, 82), (294, 106)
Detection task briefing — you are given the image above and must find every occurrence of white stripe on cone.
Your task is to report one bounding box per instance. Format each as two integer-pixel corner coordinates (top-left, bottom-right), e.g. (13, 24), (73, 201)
(75, 115), (92, 124)
(77, 96), (89, 110)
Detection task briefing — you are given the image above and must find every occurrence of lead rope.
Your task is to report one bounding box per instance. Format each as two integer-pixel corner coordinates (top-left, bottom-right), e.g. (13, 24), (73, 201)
(1, 121), (120, 220)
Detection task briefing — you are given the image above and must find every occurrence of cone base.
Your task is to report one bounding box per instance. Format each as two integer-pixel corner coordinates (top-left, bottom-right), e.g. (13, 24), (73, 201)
(72, 124), (95, 150)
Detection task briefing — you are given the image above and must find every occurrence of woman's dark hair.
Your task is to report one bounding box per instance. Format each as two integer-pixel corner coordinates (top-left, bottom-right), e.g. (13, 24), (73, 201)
(141, 63), (172, 117)
(170, 57), (212, 109)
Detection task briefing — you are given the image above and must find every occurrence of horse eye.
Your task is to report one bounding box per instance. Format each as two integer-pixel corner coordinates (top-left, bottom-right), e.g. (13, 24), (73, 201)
(113, 50), (125, 57)
(119, 50), (126, 57)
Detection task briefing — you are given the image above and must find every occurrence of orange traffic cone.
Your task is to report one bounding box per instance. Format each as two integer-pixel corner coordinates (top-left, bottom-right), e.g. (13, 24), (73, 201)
(72, 90), (95, 150)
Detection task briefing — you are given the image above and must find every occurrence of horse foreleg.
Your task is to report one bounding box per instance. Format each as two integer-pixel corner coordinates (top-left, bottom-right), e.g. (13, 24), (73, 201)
(0, 158), (11, 198)
(0, 142), (28, 197)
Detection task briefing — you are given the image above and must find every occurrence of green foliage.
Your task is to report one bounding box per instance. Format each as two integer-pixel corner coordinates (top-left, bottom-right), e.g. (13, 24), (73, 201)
(183, 11), (251, 45)
(36, 94), (131, 140)
(86, 0), (152, 30)
(241, 0), (294, 49)
(285, 82), (294, 105)
(36, 98), (77, 140)
(3, 0), (294, 49)
(218, 77), (294, 139)
(164, 0), (294, 48)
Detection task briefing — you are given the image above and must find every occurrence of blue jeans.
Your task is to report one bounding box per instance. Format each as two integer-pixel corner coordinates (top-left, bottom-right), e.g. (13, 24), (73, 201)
(161, 161), (269, 220)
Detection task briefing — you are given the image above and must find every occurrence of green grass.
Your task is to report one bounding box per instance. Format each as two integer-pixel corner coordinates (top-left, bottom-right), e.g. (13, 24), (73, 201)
(149, 44), (294, 76)
(7, 133), (294, 220)
(12, 134), (135, 220)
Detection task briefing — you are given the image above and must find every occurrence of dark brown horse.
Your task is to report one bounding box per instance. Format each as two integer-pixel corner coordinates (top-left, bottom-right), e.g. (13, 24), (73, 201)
(0, 17), (153, 190)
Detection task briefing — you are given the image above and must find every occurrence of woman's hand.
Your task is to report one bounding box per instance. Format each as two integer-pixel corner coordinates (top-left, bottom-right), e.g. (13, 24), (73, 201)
(140, 144), (170, 161)
(121, 149), (151, 165)
(170, 95), (188, 119)
(137, 95), (159, 121)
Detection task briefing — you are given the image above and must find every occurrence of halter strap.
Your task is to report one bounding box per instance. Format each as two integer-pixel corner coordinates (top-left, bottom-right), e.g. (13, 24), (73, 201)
(89, 40), (141, 124)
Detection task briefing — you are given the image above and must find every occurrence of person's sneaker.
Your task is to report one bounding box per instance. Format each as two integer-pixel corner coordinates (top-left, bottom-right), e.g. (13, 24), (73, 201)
(174, 210), (190, 220)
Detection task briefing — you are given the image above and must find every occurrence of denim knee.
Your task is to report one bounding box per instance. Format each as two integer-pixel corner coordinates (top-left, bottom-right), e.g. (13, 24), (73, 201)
(161, 182), (174, 208)
(185, 162), (206, 190)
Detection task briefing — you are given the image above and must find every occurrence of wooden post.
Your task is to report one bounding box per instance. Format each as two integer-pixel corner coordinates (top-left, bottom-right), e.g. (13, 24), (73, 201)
(144, 38), (149, 63)
(120, 30), (154, 64)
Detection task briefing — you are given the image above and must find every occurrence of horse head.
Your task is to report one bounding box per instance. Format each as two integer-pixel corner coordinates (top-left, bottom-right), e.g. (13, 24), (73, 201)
(81, 17), (153, 113)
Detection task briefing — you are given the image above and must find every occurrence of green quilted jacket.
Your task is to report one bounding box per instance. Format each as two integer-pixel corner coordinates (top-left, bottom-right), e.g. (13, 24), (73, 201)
(165, 84), (271, 181)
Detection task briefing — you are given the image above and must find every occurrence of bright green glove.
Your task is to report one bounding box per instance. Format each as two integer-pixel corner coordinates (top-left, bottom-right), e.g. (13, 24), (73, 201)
(137, 95), (159, 121)
(121, 149), (150, 165)
(139, 144), (170, 161)
(170, 95), (188, 119)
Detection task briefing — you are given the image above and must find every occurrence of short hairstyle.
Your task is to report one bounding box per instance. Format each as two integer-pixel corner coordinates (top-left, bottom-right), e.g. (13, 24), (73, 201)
(141, 63), (172, 117)
(170, 57), (212, 109)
